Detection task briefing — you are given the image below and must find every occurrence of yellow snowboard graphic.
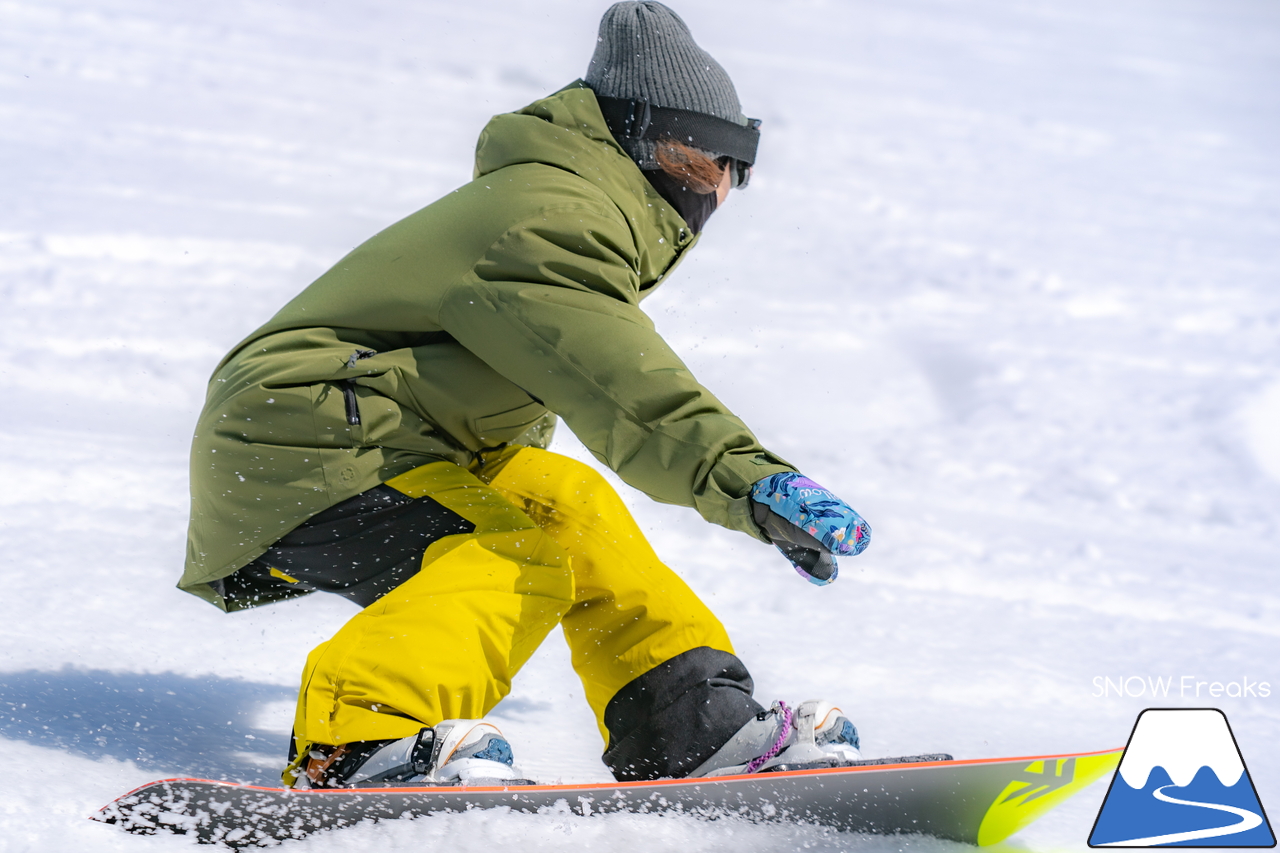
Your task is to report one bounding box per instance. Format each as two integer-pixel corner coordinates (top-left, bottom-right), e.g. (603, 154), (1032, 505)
(979, 750), (1124, 845)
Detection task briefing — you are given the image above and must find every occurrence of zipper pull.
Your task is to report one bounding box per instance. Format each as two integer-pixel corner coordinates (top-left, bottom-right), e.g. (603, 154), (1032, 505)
(347, 349), (376, 370)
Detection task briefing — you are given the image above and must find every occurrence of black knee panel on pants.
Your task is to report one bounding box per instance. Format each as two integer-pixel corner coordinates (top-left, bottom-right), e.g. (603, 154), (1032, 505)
(603, 647), (764, 781)
(214, 485), (476, 608)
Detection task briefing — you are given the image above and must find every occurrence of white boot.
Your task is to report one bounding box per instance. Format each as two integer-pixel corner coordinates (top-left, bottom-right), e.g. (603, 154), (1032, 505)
(298, 719), (524, 788)
(688, 700), (861, 777)
(429, 719), (522, 784)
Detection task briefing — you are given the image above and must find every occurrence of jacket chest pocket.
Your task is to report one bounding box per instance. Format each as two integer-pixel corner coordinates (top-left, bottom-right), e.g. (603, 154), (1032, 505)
(472, 401), (548, 447)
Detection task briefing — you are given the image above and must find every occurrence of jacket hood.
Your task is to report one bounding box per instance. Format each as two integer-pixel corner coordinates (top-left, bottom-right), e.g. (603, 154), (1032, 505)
(474, 81), (698, 290)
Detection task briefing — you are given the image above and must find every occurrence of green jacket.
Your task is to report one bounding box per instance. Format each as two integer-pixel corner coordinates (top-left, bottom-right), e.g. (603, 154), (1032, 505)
(182, 81), (795, 610)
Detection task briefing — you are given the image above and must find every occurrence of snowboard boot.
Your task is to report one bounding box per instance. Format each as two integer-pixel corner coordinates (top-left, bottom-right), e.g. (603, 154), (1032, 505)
(687, 700), (861, 777)
(295, 719), (528, 788)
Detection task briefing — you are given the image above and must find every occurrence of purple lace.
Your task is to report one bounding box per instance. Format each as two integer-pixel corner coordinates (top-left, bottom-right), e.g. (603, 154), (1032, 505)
(745, 701), (793, 774)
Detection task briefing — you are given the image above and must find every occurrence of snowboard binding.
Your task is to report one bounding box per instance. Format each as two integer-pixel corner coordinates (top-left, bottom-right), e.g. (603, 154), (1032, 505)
(294, 720), (533, 789)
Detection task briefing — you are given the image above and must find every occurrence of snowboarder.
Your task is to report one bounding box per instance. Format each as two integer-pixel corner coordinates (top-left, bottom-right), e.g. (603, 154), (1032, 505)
(180, 1), (871, 788)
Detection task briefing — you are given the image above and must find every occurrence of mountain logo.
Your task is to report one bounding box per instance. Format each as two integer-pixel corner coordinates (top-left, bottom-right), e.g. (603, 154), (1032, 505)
(1089, 708), (1275, 847)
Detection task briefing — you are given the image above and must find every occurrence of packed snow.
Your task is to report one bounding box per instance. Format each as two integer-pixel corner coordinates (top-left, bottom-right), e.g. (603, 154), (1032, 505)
(1, 0), (1277, 850)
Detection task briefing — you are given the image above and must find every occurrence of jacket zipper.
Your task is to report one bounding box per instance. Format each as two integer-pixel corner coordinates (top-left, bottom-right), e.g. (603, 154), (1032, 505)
(342, 380), (360, 426)
(347, 349), (376, 369)
(342, 349), (376, 426)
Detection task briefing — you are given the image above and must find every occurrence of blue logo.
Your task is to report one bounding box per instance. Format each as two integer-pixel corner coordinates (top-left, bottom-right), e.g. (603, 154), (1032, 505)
(1089, 708), (1275, 847)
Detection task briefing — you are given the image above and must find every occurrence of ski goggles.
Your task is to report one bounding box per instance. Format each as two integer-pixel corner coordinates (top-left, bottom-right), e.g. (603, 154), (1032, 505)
(598, 96), (761, 190)
(726, 119), (761, 189)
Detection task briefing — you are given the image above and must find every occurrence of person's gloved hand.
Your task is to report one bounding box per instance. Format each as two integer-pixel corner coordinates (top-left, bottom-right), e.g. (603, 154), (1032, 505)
(750, 472), (871, 586)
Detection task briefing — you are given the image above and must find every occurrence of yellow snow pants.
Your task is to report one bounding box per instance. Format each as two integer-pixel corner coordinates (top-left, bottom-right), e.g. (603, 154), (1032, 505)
(288, 447), (734, 775)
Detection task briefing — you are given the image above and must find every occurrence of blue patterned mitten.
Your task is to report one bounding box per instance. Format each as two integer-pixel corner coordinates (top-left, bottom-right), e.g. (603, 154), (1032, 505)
(750, 473), (871, 585)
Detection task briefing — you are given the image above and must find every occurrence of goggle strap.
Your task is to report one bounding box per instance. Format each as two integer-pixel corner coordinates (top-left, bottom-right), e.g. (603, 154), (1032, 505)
(595, 95), (761, 166)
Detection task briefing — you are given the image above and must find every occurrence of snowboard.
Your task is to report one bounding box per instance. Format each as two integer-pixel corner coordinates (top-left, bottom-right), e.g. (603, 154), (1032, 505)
(95, 747), (1121, 848)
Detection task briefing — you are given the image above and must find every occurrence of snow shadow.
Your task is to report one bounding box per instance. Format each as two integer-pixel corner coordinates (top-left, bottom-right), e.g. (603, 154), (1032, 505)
(0, 667), (293, 784)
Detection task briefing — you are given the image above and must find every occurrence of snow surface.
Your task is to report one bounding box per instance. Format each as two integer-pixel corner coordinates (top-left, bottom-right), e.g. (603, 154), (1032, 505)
(2, 0), (1278, 850)
(1118, 709), (1244, 789)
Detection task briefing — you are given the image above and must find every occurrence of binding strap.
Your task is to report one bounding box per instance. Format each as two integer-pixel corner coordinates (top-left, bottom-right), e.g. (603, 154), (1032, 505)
(595, 96), (761, 165)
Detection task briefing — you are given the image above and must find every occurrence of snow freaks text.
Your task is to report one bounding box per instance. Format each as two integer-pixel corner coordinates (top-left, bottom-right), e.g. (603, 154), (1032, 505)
(1092, 676), (1272, 699)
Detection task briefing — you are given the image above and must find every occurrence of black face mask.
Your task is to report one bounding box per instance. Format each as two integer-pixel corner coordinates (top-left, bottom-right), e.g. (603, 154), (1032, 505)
(643, 170), (719, 235)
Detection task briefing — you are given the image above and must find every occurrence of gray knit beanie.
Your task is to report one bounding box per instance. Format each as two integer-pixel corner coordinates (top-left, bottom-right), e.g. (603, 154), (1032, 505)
(585, 1), (747, 169)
